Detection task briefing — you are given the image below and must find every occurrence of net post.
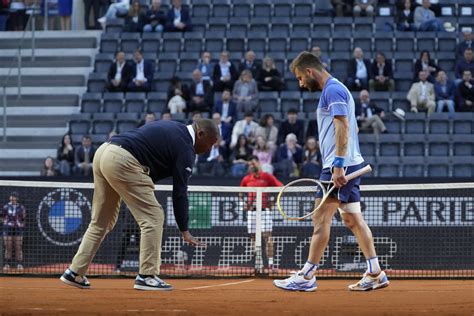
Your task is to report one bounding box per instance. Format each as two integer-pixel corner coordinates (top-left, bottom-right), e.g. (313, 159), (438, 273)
(254, 187), (264, 273)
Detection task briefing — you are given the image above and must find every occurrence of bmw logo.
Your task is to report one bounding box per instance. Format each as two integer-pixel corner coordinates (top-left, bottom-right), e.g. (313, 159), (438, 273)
(37, 188), (91, 246)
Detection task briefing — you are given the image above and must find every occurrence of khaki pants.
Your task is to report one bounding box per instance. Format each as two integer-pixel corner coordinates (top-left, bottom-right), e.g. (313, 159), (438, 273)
(409, 97), (436, 116)
(70, 143), (165, 276)
(360, 115), (386, 134)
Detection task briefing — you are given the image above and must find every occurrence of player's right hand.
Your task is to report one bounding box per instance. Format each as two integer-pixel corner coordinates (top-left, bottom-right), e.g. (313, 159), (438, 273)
(181, 230), (206, 247)
(332, 167), (347, 188)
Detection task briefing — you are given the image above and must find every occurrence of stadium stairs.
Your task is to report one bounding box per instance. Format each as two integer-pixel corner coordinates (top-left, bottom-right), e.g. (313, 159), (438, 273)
(0, 31), (101, 176)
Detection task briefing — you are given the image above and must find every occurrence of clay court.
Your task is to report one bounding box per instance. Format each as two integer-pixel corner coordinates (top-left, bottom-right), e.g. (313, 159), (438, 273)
(1, 277), (473, 315)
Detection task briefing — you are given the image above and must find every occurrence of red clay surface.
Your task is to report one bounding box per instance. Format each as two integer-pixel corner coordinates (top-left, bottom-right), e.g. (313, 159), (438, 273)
(1, 277), (473, 315)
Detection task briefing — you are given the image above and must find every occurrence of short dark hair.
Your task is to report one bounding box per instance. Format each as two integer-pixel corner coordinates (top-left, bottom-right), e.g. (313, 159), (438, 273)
(289, 51), (324, 74)
(195, 118), (219, 138)
(10, 191), (19, 198)
(146, 111), (156, 116)
(244, 111), (254, 117)
(288, 108), (298, 115)
(248, 155), (259, 161)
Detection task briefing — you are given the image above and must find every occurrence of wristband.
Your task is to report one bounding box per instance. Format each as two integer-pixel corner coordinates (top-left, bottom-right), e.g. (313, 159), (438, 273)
(333, 156), (345, 168)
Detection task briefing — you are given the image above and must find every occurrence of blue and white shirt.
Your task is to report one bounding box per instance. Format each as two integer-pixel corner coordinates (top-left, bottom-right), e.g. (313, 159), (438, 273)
(317, 77), (364, 169)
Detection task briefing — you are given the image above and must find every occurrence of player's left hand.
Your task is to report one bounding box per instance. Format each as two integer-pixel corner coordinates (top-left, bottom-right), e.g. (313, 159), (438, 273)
(332, 167), (347, 188)
(181, 230), (206, 247)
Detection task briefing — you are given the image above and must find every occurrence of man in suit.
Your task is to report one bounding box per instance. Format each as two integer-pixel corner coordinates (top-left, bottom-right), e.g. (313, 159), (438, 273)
(407, 70), (436, 115)
(369, 52), (395, 92)
(212, 51), (238, 92)
(188, 69), (213, 113)
(74, 135), (96, 176)
(457, 30), (473, 59)
(127, 50), (153, 92)
(355, 90), (388, 135)
(212, 112), (232, 153)
(212, 89), (237, 124)
(230, 111), (259, 149)
(107, 51), (131, 92)
(238, 50), (261, 79)
(458, 70), (474, 112)
(165, 0), (192, 32)
(278, 109), (305, 145)
(346, 47), (371, 91)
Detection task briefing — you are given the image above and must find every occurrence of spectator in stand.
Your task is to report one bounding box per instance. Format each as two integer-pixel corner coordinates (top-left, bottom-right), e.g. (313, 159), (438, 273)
(84, 0), (101, 29)
(165, 0), (191, 32)
(434, 70), (456, 117)
(127, 50), (153, 92)
(414, 0), (441, 17)
(455, 48), (474, 86)
(278, 109), (305, 145)
(58, 0), (72, 31)
(124, 0), (147, 33)
(41, 156), (59, 177)
(355, 89), (388, 135)
(0, 1), (9, 31)
(8, 0), (26, 31)
(98, 0), (130, 28)
(238, 50), (261, 79)
(230, 111), (259, 149)
(301, 136), (322, 178)
(161, 110), (172, 120)
(258, 56), (284, 92)
(414, 0), (449, 32)
(253, 136), (274, 174)
(369, 52), (395, 92)
(255, 114), (278, 152)
(212, 51), (238, 92)
(213, 89), (237, 124)
(347, 47), (371, 91)
(189, 69), (213, 113)
(407, 70), (436, 115)
(414, 50), (439, 83)
(457, 30), (473, 59)
(137, 111), (157, 127)
(143, 0), (166, 33)
(189, 111), (202, 124)
(167, 76), (189, 114)
(107, 51), (131, 92)
(311, 46), (329, 70)
(274, 133), (303, 178)
(57, 134), (75, 176)
(196, 137), (225, 176)
(230, 134), (253, 177)
(331, 0), (352, 17)
(2, 192), (26, 271)
(353, 0), (376, 17)
(197, 51), (214, 83)
(74, 135), (96, 176)
(396, 0), (416, 32)
(233, 70), (259, 112)
(212, 112), (232, 157)
(458, 70), (474, 112)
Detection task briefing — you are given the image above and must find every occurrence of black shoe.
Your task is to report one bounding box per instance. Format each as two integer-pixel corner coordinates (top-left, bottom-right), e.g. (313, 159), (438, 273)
(134, 275), (173, 291)
(60, 269), (90, 289)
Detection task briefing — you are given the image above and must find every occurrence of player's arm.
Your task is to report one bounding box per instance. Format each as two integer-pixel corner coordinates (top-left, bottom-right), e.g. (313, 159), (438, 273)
(239, 177), (250, 211)
(333, 115), (349, 188)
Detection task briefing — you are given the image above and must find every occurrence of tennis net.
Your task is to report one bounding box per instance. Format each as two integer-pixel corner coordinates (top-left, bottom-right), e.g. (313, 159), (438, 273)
(0, 180), (472, 278)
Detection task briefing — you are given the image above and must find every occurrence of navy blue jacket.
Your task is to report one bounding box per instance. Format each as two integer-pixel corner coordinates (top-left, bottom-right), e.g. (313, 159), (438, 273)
(213, 101), (237, 123)
(130, 60), (154, 83)
(165, 6), (192, 31)
(110, 121), (195, 232)
(434, 81), (455, 101)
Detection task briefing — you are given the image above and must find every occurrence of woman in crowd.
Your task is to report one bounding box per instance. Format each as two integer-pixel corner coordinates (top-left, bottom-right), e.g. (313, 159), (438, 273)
(253, 136), (274, 174)
(230, 134), (253, 177)
(301, 136), (322, 178)
(57, 134), (75, 176)
(41, 156), (59, 177)
(233, 69), (259, 112)
(255, 113), (278, 152)
(414, 50), (440, 83)
(258, 56), (284, 91)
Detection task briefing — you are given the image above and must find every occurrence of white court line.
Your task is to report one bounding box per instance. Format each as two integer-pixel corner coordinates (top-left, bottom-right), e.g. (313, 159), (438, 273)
(182, 279), (254, 290)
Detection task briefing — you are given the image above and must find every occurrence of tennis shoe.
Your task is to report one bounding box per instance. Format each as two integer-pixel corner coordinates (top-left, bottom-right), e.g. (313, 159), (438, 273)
(60, 268), (90, 289)
(134, 275), (173, 291)
(273, 272), (317, 292)
(348, 271), (389, 291)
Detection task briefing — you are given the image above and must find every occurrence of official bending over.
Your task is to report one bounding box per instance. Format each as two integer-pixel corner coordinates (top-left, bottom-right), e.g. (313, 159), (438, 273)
(61, 119), (218, 291)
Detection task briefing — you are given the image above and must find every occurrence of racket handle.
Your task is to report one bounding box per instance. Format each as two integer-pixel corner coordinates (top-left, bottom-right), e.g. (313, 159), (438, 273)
(345, 164), (372, 181)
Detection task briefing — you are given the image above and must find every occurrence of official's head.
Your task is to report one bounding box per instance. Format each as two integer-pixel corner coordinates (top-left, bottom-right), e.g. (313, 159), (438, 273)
(290, 51), (326, 92)
(193, 118), (219, 155)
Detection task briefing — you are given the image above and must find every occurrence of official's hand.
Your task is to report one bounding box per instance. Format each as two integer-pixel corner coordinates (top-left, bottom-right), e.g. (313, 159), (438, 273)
(181, 230), (206, 247)
(332, 167), (347, 188)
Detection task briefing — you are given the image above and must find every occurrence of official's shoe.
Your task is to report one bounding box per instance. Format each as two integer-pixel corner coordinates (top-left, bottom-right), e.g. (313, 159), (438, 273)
(134, 275), (173, 291)
(60, 268), (91, 289)
(348, 271), (390, 291)
(16, 264), (24, 270)
(2, 264), (10, 271)
(273, 272), (317, 292)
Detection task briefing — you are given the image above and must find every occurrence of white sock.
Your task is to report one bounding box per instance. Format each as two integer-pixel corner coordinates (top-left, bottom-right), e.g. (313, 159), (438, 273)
(268, 257), (273, 265)
(366, 257), (381, 275)
(300, 261), (318, 279)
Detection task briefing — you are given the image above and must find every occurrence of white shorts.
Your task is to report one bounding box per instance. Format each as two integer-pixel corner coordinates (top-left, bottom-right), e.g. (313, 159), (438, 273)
(246, 209), (273, 234)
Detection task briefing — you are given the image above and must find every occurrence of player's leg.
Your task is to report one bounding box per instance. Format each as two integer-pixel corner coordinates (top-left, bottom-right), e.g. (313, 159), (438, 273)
(339, 204), (389, 290)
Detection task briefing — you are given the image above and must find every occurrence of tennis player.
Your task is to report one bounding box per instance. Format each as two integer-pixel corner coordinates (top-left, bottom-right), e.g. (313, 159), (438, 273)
(60, 119), (218, 291)
(240, 156), (283, 270)
(273, 52), (389, 292)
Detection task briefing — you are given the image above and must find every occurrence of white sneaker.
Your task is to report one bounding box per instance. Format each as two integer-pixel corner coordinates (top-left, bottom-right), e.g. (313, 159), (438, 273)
(273, 272), (317, 292)
(97, 17), (106, 24)
(16, 264), (24, 270)
(348, 271), (390, 291)
(134, 275), (173, 291)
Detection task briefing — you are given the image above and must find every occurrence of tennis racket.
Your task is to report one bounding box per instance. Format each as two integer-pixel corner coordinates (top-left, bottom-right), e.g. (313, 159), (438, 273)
(276, 164), (372, 221)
